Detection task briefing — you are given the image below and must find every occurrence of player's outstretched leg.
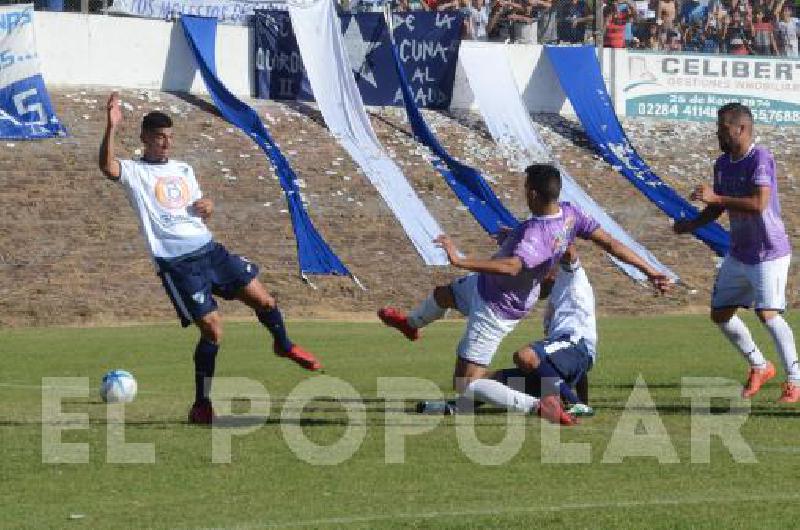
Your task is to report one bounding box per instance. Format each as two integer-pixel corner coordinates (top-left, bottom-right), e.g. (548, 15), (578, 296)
(713, 309), (775, 398)
(189, 312), (222, 425)
(378, 285), (454, 341)
(237, 278), (321, 371)
(758, 310), (800, 403)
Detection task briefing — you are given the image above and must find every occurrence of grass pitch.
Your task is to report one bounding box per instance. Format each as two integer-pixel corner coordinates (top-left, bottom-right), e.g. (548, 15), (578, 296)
(2, 314), (800, 528)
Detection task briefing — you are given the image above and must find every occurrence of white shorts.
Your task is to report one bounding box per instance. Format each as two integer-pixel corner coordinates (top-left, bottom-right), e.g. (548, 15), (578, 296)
(711, 254), (790, 311)
(450, 274), (519, 366)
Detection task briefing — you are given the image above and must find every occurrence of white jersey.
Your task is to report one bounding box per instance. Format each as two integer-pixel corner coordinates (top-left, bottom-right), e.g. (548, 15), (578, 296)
(543, 259), (598, 360)
(118, 158), (212, 260)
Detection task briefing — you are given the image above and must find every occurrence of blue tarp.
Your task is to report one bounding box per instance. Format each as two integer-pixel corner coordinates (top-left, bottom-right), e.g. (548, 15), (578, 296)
(181, 15), (351, 278)
(389, 36), (518, 235)
(544, 45), (729, 256)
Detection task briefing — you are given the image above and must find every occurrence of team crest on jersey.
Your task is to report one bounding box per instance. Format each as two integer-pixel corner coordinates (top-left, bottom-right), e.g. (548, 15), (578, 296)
(154, 175), (190, 210)
(192, 292), (205, 305)
(552, 215), (576, 253)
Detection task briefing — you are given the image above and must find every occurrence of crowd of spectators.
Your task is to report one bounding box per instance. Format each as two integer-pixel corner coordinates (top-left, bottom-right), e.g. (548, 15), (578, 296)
(602, 0), (799, 55)
(349, 0), (799, 55)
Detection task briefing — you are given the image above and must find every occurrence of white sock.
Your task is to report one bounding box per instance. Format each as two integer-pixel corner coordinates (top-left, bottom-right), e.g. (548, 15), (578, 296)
(763, 316), (800, 382)
(718, 316), (766, 368)
(463, 379), (539, 414)
(407, 294), (447, 329)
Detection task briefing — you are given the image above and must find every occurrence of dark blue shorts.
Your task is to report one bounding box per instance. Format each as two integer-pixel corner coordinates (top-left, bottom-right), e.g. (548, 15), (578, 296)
(531, 335), (593, 386)
(156, 242), (260, 327)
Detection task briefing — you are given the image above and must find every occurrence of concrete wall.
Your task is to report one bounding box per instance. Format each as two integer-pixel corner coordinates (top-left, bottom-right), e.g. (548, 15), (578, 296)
(35, 12), (253, 95)
(34, 12), (582, 115)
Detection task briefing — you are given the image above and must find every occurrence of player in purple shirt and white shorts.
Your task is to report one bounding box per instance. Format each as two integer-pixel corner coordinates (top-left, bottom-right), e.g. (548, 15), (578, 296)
(674, 102), (798, 403)
(379, 164), (671, 424)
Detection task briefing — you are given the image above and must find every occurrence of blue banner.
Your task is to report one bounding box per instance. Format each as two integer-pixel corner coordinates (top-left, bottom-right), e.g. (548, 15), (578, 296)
(181, 15), (351, 278)
(0, 5), (65, 139)
(254, 10), (463, 109)
(545, 46), (729, 257)
(390, 38), (518, 236)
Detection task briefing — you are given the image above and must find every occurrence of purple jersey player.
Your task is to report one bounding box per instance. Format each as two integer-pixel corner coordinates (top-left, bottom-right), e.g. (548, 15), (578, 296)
(379, 164), (670, 425)
(674, 102), (798, 403)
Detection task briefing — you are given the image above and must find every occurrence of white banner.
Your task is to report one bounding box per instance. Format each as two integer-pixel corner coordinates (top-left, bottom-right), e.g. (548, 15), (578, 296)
(0, 4), (65, 138)
(624, 51), (800, 126)
(289, 0), (448, 266)
(461, 43), (677, 282)
(109, 0), (286, 25)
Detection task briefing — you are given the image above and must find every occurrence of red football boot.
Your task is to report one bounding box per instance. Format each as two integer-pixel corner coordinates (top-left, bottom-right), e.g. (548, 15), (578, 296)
(537, 395), (578, 426)
(274, 342), (322, 371)
(377, 307), (420, 341)
(188, 400), (215, 425)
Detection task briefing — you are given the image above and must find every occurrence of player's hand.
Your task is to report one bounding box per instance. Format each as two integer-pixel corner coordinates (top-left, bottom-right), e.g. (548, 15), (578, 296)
(690, 183), (719, 205)
(493, 225), (513, 245)
(434, 234), (460, 266)
(192, 198), (214, 220)
(106, 92), (122, 129)
(647, 272), (672, 295)
(672, 218), (695, 234)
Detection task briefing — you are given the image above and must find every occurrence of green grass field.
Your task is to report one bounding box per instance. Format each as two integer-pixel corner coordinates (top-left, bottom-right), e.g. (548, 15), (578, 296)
(3, 314), (800, 528)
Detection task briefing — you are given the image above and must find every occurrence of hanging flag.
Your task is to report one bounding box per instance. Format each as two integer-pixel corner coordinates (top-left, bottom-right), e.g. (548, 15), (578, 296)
(545, 45), (729, 257)
(0, 4), (65, 139)
(181, 15), (351, 280)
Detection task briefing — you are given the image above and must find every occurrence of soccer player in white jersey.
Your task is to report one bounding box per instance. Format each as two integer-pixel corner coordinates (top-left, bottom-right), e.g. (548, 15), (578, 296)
(379, 164), (670, 425)
(99, 92), (322, 425)
(674, 103), (798, 403)
(507, 243), (596, 415)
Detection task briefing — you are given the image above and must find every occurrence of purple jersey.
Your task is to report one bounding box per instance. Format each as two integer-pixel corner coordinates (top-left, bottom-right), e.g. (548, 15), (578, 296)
(477, 202), (600, 320)
(713, 145), (791, 264)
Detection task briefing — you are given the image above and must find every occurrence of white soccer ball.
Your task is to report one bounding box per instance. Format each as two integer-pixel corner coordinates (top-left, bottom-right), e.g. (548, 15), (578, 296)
(100, 369), (138, 403)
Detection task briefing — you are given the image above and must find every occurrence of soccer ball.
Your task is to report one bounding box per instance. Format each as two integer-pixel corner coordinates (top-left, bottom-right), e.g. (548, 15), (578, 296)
(100, 369), (138, 403)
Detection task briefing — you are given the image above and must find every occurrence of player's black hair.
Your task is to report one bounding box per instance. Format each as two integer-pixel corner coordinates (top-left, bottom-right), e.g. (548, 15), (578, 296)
(141, 111), (173, 132)
(718, 102), (753, 124)
(525, 164), (562, 203)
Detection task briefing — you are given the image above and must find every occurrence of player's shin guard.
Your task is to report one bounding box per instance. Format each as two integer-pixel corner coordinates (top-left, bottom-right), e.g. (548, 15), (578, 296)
(718, 315), (767, 368)
(763, 316), (800, 381)
(257, 307), (293, 353)
(194, 338), (219, 404)
(407, 294), (447, 329)
(463, 378), (538, 414)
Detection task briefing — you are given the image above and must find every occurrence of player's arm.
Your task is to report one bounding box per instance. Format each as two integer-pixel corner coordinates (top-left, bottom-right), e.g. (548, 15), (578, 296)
(691, 182), (770, 213)
(587, 228), (671, 293)
(673, 204), (725, 234)
(435, 234), (523, 276)
(99, 92), (122, 181)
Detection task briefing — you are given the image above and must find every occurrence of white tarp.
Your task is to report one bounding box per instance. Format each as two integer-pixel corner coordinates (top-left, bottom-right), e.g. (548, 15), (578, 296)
(460, 43), (677, 282)
(288, 0), (448, 266)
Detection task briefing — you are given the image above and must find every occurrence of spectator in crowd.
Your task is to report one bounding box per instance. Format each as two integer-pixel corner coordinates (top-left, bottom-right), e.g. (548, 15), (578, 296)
(752, 7), (779, 53)
(558, 0), (593, 43)
(487, 0), (544, 42)
(775, 1), (799, 55)
(657, 0), (678, 28)
(604, 0), (639, 48)
(537, 0), (561, 44)
(422, 0), (460, 10)
(724, 9), (754, 53)
(464, 0), (491, 39)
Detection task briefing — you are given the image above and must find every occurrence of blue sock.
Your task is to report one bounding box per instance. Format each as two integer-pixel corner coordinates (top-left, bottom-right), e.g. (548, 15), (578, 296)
(194, 338), (219, 404)
(533, 358), (580, 404)
(257, 307), (293, 353)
